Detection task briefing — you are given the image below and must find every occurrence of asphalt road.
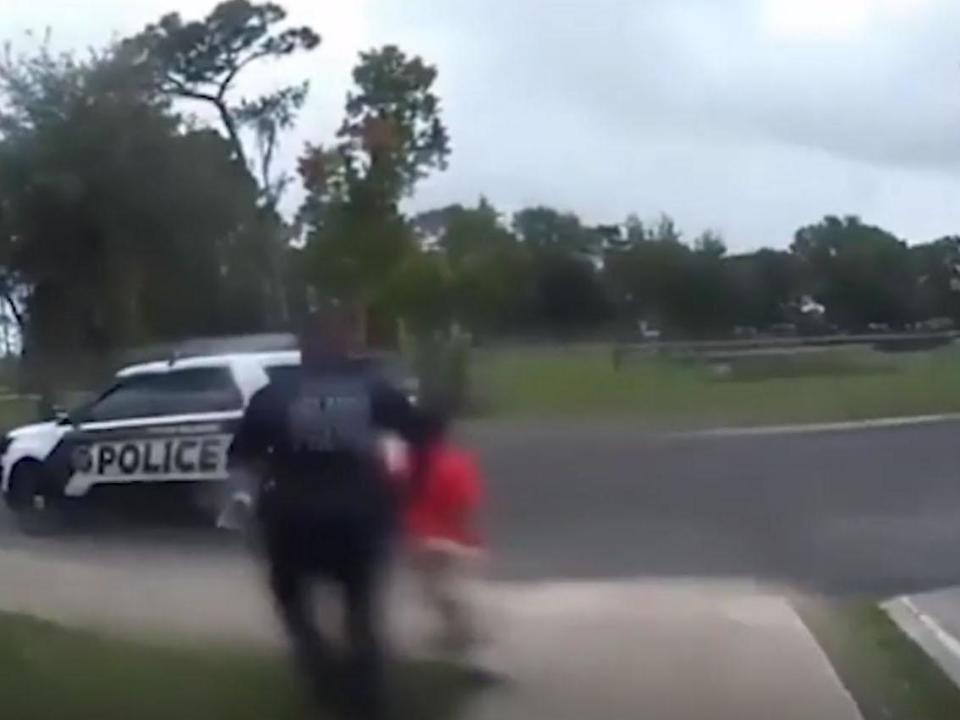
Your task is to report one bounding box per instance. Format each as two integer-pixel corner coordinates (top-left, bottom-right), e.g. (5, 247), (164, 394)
(3, 419), (960, 597)
(471, 420), (960, 595)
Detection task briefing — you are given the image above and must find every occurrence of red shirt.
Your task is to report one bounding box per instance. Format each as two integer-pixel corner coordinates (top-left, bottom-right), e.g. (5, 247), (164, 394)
(404, 442), (483, 549)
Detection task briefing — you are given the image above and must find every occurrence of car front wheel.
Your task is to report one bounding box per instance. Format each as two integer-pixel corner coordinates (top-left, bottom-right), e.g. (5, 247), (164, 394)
(4, 460), (66, 535)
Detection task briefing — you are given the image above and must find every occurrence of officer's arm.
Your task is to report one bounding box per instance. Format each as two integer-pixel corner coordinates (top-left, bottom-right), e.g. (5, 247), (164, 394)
(220, 387), (275, 526)
(228, 386), (274, 469)
(371, 382), (431, 499)
(370, 381), (427, 448)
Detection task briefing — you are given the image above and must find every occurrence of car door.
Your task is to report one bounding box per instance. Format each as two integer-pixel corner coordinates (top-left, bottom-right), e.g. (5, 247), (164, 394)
(44, 367), (245, 499)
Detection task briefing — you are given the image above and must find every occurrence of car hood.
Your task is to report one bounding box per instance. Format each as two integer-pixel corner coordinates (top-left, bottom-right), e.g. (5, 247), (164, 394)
(8, 420), (59, 440)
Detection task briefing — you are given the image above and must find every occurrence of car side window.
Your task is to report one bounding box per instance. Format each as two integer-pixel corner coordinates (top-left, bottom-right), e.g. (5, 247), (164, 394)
(265, 364), (300, 385)
(153, 367), (242, 416)
(83, 376), (163, 423)
(83, 367), (242, 423)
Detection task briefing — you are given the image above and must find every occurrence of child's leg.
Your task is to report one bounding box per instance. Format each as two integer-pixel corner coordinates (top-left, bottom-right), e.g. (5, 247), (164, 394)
(415, 544), (479, 657)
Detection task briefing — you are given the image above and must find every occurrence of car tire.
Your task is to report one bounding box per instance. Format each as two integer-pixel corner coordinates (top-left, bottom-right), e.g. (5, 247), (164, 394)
(5, 460), (66, 535)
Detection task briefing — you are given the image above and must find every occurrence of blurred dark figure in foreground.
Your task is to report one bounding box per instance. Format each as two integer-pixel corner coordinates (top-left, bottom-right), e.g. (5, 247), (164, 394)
(228, 308), (426, 719)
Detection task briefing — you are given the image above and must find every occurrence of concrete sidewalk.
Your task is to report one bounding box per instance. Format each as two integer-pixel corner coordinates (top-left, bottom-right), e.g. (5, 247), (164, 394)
(463, 581), (861, 720)
(0, 548), (861, 720)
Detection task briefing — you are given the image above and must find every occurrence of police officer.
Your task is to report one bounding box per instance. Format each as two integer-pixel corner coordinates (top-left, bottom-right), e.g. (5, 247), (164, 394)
(228, 308), (425, 719)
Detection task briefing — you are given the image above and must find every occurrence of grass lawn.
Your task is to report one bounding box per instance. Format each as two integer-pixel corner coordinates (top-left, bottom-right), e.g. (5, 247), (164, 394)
(0, 394), (38, 433)
(797, 599), (960, 720)
(0, 612), (475, 720)
(472, 344), (960, 427)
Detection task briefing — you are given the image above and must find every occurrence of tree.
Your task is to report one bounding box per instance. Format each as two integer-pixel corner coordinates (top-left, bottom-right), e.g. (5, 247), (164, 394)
(602, 215), (646, 323)
(124, 2), (320, 326)
(124, 0), (319, 200)
(649, 213), (683, 244)
(535, 253), (609, 335)
(910, 237), (960, 323)
(422, 198), (515, 261)
(602, 213), (688, 333)
(384, 250), (452, 336)
(0, 42), (266, 387)
(674, 232), (736, 336)
(509, 206), (610, 335)
(601, 215), (746, 337)
(300, 45), (450, 214)
(340, 45), (449, 203)
(693, 229), (726, 257)
(726, 249), (801, 329)
(452, 246), (533, 334)
(512, 206), (601, 258)
(298, 45), (450, 340)
(792, 216), (916, 329)
(414, 199), (531, 334)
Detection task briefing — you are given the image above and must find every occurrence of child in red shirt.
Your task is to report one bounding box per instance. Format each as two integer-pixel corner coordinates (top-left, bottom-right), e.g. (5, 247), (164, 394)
(381, 412), (487, 659)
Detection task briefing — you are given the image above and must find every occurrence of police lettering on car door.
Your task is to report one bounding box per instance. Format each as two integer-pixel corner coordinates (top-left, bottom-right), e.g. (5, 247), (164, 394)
(64, 425), (231, 495)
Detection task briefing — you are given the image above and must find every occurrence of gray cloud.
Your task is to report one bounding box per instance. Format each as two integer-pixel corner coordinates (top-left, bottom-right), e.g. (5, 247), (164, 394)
(374, 0), (960, 170)
(358, 0), (960, 248)
(5, 0), (960, 249)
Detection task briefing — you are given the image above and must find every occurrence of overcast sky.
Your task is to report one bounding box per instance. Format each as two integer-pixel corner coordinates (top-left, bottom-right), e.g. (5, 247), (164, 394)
(2, 0), (960, 251)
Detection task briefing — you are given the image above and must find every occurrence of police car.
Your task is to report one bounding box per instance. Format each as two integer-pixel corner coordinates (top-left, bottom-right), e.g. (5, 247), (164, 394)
(0, 349), (417, 531)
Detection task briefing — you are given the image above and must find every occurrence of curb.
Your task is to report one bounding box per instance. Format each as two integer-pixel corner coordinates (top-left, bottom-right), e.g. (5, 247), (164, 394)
(681, 413), (960, 439)
(883, 597), (960, 688)
(465, 412), (960, 442)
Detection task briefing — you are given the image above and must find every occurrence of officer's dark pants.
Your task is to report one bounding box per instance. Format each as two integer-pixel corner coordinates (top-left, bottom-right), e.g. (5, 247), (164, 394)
(261, 488), (391, 719)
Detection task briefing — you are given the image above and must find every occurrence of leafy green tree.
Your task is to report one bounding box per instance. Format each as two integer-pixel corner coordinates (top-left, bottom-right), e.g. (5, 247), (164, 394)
(414, 199), (531, 335)
(601, 216), (645, 323)
(726, 249), (801, 329)
(426, 199), (513, 261)
(452, 247), (533, 334)
(298, 45), (449, 339)
(512, 206), (601, 257)
(602, 213), (688, 332)
(910, 237), (960, 324)
(124, 0), (319, 199)
(602, 216), (742, 337)
(384, 250), (452, 336)
(674, 232), (736, 336)
(792, 216), (916, 329)
(0, 42), (266, 386)
(510, 206), (609, 335)
(535, 253), (609, 336)
(693, 229), (726, 257)
(649, 214), (683, 245)
(338, 45), (450, 206)
(125, 1), (320, 325)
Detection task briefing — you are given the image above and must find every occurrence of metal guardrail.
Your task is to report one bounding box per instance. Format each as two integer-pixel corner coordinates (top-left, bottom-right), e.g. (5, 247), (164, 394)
(618, 331), (960, 355)
(0, 394), (40, 403)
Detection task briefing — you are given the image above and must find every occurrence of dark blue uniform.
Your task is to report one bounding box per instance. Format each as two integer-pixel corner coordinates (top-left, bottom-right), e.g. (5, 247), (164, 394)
(229, 360), (423, 717)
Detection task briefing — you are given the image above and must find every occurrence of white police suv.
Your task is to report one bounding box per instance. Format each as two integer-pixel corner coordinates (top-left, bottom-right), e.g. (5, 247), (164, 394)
(0, 350), (304, 531)
(0, 339), (417, 530)
(1, 349), (419, 532)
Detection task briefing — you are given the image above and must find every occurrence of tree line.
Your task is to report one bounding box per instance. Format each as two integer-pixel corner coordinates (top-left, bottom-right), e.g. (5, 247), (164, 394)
(0, 1), (956, 388)
(434, 209), (960, 340)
